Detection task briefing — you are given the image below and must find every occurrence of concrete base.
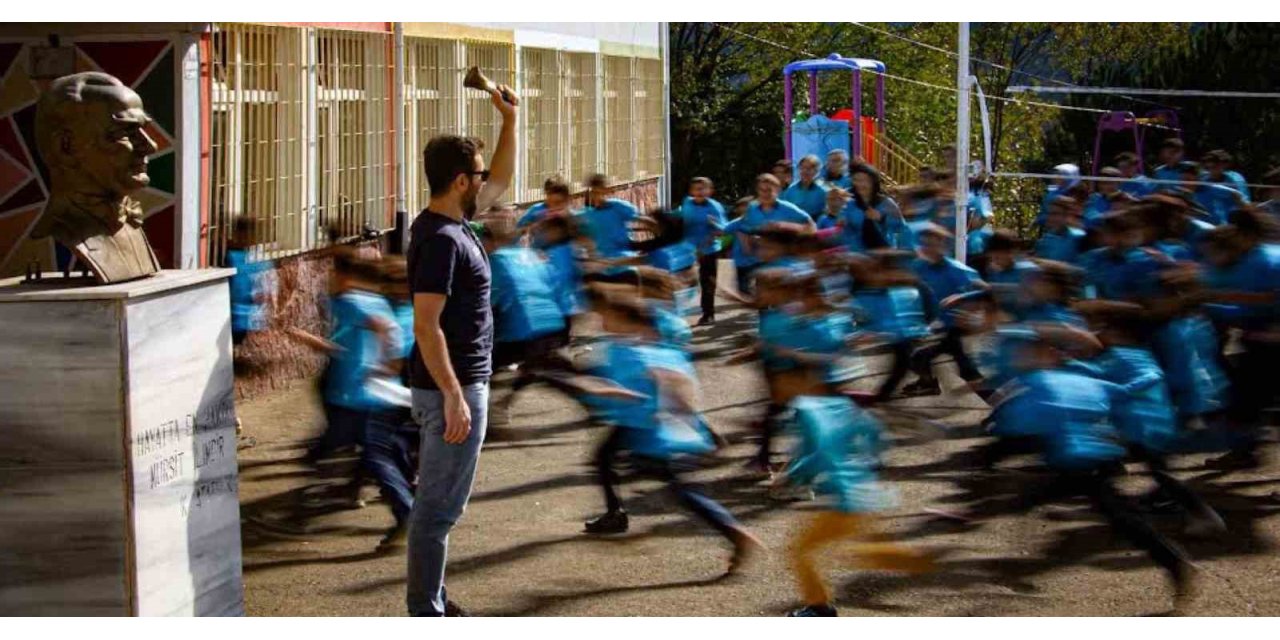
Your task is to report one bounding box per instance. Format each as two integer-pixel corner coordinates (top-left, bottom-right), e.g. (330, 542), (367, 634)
(0, 269), (244, 616)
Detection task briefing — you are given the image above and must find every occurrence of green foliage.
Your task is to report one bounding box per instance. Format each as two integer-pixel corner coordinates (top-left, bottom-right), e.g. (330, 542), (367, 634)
(1047, 23), (1279, 186)
(670, 22), (1199, 234)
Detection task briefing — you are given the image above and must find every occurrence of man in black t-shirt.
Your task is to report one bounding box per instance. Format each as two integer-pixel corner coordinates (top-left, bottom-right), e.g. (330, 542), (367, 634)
(403, 82), (518, 617)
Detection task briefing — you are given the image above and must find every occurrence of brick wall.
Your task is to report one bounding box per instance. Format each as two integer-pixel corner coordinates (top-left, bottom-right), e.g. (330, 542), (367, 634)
(232, 177), (660, 401)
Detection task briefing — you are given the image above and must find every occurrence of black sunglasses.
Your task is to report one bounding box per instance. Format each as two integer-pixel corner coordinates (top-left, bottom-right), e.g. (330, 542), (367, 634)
(464, 169), (491, 182)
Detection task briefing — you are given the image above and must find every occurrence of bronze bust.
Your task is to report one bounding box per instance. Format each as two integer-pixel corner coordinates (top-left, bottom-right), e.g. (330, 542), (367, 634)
(31, 72), (161, 284)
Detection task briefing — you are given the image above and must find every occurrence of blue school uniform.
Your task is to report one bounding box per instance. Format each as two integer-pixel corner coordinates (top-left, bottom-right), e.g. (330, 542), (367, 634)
(1194, 183), (1245, 225)
(822, 173), (853, 191)
(850, 286), (931, 343)
(1151, 316), (1229, 418)
(785, 395), (890, 513)
(1120, 175), (1154, 198)
(227, 248), (271, 335)
(841, 197), (911, 251)
(392, 301), (414, 359)
(489, 246), (567, 343)
(326, 290), (399, 411)
(578, 198), (638, 259)
(517, 202), (550, 230)
(990, 367), (1127, 470)
(591, 338), (715, 460)
(1152, 164), (1184, 188)
(1092, 346), (1178, 452)
(815, 212), (840, 231)
(734, 200), (814, 269)
(649, 241), (697, 273)
(650, 302), (693, 347)
(679, 196), (727, 256)
(912, 257), (982, 326)
(1080, 247), (1163, 301)
(981, 259), (1038, 318)
(1034, 227), (1086, 264)
(1083, 193), (1124, 229)
(1203, 243), (1280, 329)
(781, 180), (830, 219)
(543, 241), (584, 316)
(723, 217), (751, 270)
(759, 307), (856, 384)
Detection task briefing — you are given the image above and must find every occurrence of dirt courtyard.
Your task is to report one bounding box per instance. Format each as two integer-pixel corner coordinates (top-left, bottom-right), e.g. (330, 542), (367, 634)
(235, 302), (1280, 617)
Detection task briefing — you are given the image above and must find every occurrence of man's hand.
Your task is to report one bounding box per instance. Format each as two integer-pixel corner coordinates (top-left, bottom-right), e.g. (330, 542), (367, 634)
(491, 83), (519, 119)
(442, 392), (473, 445)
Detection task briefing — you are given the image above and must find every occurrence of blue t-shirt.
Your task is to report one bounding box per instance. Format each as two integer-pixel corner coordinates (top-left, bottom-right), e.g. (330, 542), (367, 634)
(822, 173), (853, 191)
(841, 196), (910, 251)
(734, 200), (814, 268)
(650, 242), (697, 273)
(679, 196), (727, 255)
(1092, 346), (1177, 452)
(851, 286), (930, 343)
(815, 213), (840, 231)
(1151, 316), (1228, 418)
(543, 241), (584, 317)
(578, 198), (639, 259)
(785, 395), (888, 513)
(989, 368), (1127, 469)
(912, 257), (982, 325)
(781, 180), (830, 218)
(392, 301), (414, 359)
(517, 202), (549, 230)
(489, 246), (567, 343)
(1202, 243), (1280, 328)
(1120, 175), (1154, 197)
(227, 248), (271, 333)
(326, 290), (399, 410)
(1034, 226), (1086, 264)
(1080, 247), (1163, 301)
(1195, 183), (1245, 225)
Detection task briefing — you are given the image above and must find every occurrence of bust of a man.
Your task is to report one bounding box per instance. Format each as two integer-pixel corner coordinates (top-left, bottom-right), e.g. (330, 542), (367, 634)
(31, 72), (161, 283)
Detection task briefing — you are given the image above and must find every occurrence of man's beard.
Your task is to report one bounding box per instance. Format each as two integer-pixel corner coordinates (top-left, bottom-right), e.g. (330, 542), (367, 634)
(462, 188), (479, 220)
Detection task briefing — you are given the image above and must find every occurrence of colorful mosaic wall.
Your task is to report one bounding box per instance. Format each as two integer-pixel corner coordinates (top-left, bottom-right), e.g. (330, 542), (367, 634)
(0, 38), (179, 278)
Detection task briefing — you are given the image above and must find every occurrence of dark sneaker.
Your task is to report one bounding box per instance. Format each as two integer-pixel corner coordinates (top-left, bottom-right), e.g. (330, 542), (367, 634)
(900, 379), (942, 397)
(696, 315), (716, 327)
(584, 510), (629, 534)
(376, 523), (409, 552)
(1203, 450), (1260, 471)
(786, 604), (838, 617)
(445, 600), (469, 617)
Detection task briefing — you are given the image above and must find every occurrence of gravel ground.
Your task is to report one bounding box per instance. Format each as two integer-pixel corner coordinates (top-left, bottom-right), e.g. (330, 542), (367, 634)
(236, 299), (1280, 617)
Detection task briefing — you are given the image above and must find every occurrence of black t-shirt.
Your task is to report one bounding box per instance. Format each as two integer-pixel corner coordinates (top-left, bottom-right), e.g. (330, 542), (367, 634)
(407, 210), (493, 390)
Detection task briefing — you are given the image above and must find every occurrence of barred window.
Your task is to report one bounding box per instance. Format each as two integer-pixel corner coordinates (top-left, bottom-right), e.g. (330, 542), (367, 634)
(563, 51), (600, 192)
(519, 47), (561, 203)
(602, 55), (635, 186)
(209, 23), (306, 265)
(316, 28), (395, 243)
(404, 37), (462, 215)
(462, 40), (514, 174)
(635, 57), (665, 180)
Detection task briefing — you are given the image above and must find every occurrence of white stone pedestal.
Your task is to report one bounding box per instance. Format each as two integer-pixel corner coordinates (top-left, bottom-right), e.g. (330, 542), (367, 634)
(0, 269), (245, 616)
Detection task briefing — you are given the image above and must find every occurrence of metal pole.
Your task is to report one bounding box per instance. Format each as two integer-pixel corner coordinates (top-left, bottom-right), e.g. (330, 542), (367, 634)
(808, 71), (819, 115)
(661, 22), (672, 207)
(393, 23), (407, 250)
(954, 22), (970, 263)
(852, 69), (862, 160)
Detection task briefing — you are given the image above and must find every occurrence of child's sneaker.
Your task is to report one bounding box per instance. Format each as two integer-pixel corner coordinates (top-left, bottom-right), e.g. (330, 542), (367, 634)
(583, 510), (629, 535)
(786, 604), (838, 617)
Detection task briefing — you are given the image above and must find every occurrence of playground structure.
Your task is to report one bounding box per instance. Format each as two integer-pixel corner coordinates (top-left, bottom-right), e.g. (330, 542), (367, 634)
(1090, 109), (1183, 175)
(783, 54), (924, 186)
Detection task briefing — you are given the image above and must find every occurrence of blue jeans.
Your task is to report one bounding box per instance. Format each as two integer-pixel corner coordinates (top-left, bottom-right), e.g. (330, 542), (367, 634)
(364, 410), (415, 524)
(405, 381), (490, 617)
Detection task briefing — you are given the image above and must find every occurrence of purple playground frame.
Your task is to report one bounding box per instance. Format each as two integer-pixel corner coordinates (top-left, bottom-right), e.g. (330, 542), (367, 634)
(783, 53), (887, 161)
(1090, 109), (1183, 175)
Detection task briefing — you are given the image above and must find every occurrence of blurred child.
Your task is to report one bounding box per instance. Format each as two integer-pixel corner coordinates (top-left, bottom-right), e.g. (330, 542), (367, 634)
(1083, 168), (1139, 232)
(817, 188), (846, 232)
(776, 392), (934, 616)
(847, 250), (933, 402)
(289, 251), (413, 549)
(782, 154), (831, 219)
(517, 175), (575, 247)
(678, 177), (728, 326)
(482, 212), (573, 429)
(578, 285), (765, 572)
(822, 148), (853, 190)
(1034, 196), (1086, 264)
(226, 217), (274, 346)
(907, 224), (986, 396)
(986, 330), (1196, 608)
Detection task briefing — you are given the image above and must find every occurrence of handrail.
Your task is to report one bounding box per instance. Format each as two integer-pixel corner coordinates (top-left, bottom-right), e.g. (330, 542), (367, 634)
(868, 133), (924, 188)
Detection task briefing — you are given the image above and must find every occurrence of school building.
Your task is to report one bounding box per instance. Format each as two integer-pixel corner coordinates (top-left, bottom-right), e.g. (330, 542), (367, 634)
(0, 22), (670, 395)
